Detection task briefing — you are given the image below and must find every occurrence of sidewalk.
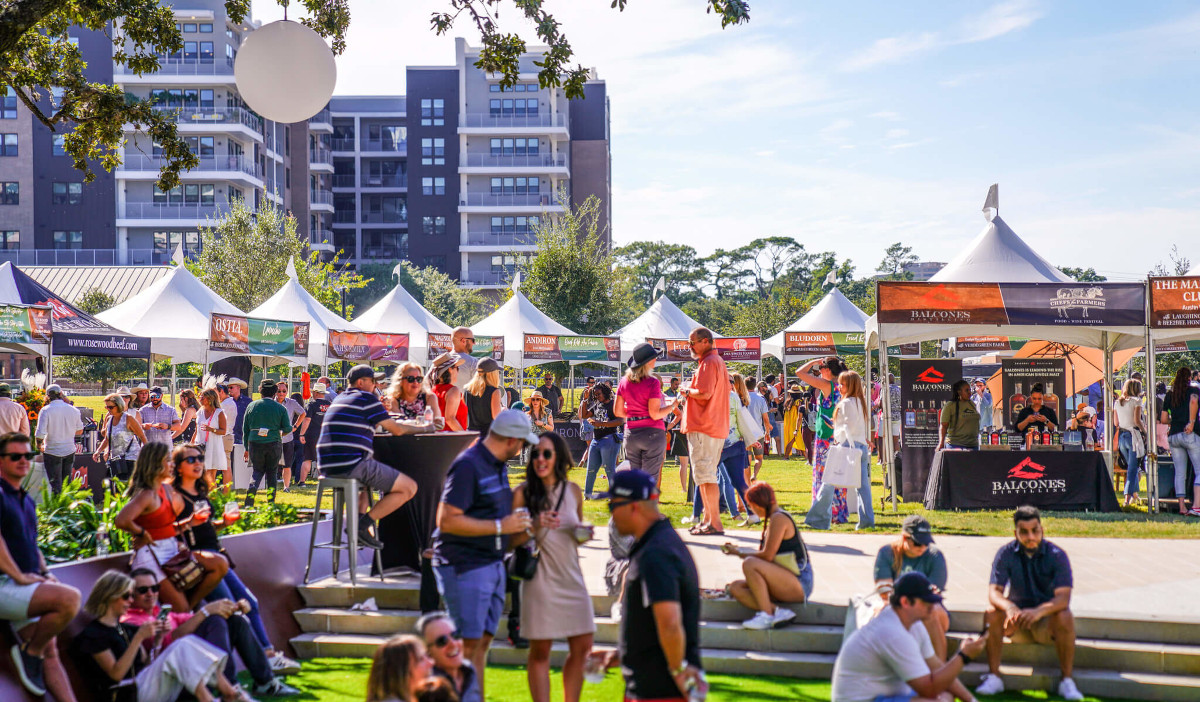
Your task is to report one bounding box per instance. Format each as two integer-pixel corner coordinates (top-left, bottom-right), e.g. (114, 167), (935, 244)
(578, 525), (1200, 622)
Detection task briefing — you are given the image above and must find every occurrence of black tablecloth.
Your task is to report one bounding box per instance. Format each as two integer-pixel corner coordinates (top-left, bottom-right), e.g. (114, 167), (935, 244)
(373, 432), (478, 572)
(924, 449), (1120, 512)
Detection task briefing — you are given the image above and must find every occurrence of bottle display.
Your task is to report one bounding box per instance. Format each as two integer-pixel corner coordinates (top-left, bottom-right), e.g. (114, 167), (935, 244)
(905, 401), (916, 428)
(990, 429), (1001, 445)
(1010, 382), (1026, 428)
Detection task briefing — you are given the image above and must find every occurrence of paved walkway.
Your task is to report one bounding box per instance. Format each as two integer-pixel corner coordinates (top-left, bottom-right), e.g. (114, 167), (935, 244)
(577, 526), (1200, 622)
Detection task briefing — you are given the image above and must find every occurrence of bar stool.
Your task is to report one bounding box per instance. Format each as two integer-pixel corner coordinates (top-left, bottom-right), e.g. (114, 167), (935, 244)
(303, 477), (384, 585)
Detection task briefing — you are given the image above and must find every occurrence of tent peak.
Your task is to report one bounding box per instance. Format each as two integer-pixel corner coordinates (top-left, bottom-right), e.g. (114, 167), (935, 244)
(285, 257), (297, 280)
(982, 183), (999, 222)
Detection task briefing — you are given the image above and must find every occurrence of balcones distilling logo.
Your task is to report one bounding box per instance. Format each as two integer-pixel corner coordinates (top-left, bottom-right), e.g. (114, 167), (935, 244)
(992, 457), (1067, 495)
(1051, 287), (1106, 320)
(913, 366), (951, 391)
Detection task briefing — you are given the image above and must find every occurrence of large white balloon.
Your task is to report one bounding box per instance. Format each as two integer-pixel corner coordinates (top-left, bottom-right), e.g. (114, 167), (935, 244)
(234, 20), (336, 124)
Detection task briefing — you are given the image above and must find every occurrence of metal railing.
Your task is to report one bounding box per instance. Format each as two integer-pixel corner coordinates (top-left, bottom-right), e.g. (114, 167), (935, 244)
(361, 211), (407, 224)
(460, 270), (512, 285)
(460, 192), (554, 207)
(463, 231), (538, 247)
(0, 249), (175, 266)
(309, 147), (333, 165)
(308, 107), (332, 125)
(310, 230), (335, 247)
(361, 174), (407, 188)
(331, 138), (356, 151)
(309, 189), (333, 205)
(153, 106), (263, 133)
(361, 246), (407, 260)
(120, 154), (262, 178)
(462, 113), (567, 129)
(359, 138), (406, 153)
(121, 202), (238, 220)
(333, 211), (357, 223)
(332, 174), (357, 188)
(117, 57), (234, 76)
(460, 153), (567, 169)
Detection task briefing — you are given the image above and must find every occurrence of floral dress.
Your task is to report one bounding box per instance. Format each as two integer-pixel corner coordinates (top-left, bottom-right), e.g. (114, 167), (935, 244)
(394, 392), (428, 419)
(812, 386), (848, 524)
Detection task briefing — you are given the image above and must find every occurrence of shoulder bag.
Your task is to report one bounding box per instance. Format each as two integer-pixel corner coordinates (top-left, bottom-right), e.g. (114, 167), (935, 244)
(824, 443), (863, 489)
(147, 486), (209, 593)
(735, 401), (766, 445)
(507, 483), (568, 581)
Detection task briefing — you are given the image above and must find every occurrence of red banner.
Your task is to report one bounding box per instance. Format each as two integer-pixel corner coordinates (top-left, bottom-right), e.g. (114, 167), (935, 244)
(1149, 276), (1200, 329)
(427, 333), (505, 361)
(648, 336), (761, 362)
(327, 330), (410, 362)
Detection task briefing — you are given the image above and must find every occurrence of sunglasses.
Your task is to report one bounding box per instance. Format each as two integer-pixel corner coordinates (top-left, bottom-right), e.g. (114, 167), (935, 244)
(608, 499), (636, 513)
(462, 338), (476, 343)
(119, 592), (134, 601)
(104, 404), (116, 410)
(401, 375), (423, 384)
(134, 584), (159, 595)
(533, 449), (554, 460)
(179, 455), (204, 464)
(0, 452), (35, 461)
(432, 631), (461, 648)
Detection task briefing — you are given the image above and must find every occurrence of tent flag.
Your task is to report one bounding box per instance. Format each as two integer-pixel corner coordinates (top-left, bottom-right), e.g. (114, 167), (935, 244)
(1149, 276), (1200, 329)
(210, 313), (310, 357)
(982, 183), (999, 221)
(524, 334), (619, 362)
(428, 332), (503, 361)
(328, 330), (410, 362)
(878, 281), (1146, 327)
(650, 336), (761, 362)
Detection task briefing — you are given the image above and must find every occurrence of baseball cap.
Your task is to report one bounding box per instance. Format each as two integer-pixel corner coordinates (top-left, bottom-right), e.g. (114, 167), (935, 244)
(313, 382), (328, 393)
(902, 514), (935, 546)
(477, 357), (501, 374)
(489, 409), (538, 444)
(598, 469), (659, 501)
(1079, 405), (1097, 417)
(893, 572), (943, 604)
(150, 386), (163, 397)
(347, 364), (386, 384)
(46, 384), (62, 395)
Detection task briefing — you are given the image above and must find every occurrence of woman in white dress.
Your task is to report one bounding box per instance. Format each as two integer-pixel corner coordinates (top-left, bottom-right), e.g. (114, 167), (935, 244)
(196, 389), (230, 489)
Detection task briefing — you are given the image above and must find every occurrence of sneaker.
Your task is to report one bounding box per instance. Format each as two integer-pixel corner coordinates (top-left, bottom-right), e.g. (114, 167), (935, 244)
(269, 652), (302, 676)
(10, 644), (45, 696)
(253, 678), (301, 697)
(681, 516), (696, 525)
(745, 513), (762, 526)
(1058, 677), (1084, 701)
(507, 626), (529, 649)
(354, 525), (384, 550)
(231, 685), (262, 702)
(742, 611), (775, 630)
(771, 607), (796, 627)
(975, 673), (1005, 696)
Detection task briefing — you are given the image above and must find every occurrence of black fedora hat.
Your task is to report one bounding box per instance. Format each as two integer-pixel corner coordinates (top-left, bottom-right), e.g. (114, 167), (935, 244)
(626, 342), (658, 371)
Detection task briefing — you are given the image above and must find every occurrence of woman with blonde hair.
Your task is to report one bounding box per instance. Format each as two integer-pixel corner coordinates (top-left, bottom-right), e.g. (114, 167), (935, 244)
(1114, 378), (1146, 506)
(366, 634), (434, 702)
(389, 361), (444, 425)
(614, 343), (679, 487)
(93, 393), (148, 481)
(195, 389), (230, 488)
(464, 357), (503, 438)
(805, 369), (875, 530)
(794, 356), (851, 524)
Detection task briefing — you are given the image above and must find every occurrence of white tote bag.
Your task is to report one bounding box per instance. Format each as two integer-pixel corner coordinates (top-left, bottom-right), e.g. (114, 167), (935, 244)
(823, 443), (862, 489)
(735, 404), (767, 446)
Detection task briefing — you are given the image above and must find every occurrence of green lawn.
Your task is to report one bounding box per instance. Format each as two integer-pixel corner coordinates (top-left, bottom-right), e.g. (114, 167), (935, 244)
(266, 658), (1128, 702)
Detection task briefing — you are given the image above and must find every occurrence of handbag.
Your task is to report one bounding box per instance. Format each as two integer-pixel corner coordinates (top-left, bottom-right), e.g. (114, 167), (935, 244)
(735, 403), (766, 445)
(147, 486), (209, 593)
(843, 584), (890, 641)
(507, 483), (568, 581)
(824, 443), (863, 489)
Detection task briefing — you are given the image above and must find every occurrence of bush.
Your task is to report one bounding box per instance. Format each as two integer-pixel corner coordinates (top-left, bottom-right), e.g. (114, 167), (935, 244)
(37, 478), (131, 562)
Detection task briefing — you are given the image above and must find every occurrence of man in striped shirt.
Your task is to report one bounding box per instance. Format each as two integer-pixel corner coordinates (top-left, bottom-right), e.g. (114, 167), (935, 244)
(317, 364), (436, 549)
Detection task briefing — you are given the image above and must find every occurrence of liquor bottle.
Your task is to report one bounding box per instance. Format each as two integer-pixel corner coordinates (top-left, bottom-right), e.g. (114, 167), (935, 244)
(1044, 382), (1059, 418)
(904, 401), (916, 428)
(1052, 430), (1061, 445)
(917, 401), (926, 431)
(991, 429), (1001, 445)
(929, 401), (943, 430)
(1042, 430), (1051, 446)
(1010, 383), (1026, 428)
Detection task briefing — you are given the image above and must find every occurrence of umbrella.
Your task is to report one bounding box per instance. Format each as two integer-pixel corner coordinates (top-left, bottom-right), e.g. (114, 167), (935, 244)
(983, 340), (1140, 417)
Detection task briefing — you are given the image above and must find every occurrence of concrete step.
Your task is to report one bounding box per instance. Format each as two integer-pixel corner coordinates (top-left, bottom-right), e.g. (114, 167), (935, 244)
(287, 632), (1200, 702)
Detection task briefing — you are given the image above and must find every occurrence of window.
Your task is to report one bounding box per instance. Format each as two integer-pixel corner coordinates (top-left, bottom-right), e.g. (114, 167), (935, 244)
(0, 183), (17, 205)
(1, 88), (16, 119)
(421, 137), (444, 165)
(199, 23), (213, 33)
(199, 42), (214, 61)
(487, 98), (537, 117)
(491, 253), (528, 271)
(421, 177), (445, 195)
(52, 231), (82, 249)
(185, 136), (214, 156)
(0, 134), (15, 157)
(184, 41), (197, 60)
(52, 134), (65, 155)
(0, 231), (17, 250)
(154, 183), (214, 204)
(488, 138), (538, 157)
(422, 216), (446, 236)
(226, 44), (234, 60)
(489, 216), (538, 234)
(490, 84), (501, 93)
(52, 182), (82, 205)
(182, 23), (197, 33)
(423, 255), (446, 269)
(153, 231), (200, 255)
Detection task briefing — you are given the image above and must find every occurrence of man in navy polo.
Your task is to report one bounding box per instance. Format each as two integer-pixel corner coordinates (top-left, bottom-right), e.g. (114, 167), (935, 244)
(976, 505), (1082, 701)
(0, 432), (81, 699)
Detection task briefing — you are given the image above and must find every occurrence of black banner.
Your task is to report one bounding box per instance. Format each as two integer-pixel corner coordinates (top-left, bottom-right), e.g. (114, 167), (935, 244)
(928, 450), (1120, 511)
(52, 333), (152, 359)
(1000, 358), (1065, 432)
(900, 358), (963, 502)
(878, 281), (1147, 327)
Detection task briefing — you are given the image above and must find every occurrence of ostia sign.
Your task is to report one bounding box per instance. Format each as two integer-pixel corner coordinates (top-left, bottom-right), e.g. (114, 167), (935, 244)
(209, 313), (310, 357)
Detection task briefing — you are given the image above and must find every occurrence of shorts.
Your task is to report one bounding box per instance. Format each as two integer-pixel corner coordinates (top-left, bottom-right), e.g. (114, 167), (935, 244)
(687, 432), (723, 485)
(433, 561), (506, 639)
(770, 417), (781, 438)
(749, 443), (764, 457)
(668, 431), (689, 458)
(303, 439), (318, 462)
(873, 695), (916, 702)
(0, 575), (40, 627)
(280, 441), (295, 468)
(1006, 610), (1062, 645)
(328, 456), (401, 493)
(889, 421), (901, 437)
(130, 537), (184, 582)
(797, 561), (815, 599)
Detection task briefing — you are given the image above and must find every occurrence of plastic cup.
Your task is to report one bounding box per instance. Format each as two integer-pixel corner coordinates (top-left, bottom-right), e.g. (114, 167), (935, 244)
(573, 521), (594, 544)
(224, 501), (241, 522)
(584, 653), (607, 684)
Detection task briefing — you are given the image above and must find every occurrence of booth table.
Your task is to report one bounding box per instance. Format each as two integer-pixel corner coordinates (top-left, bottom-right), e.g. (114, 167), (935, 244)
(373, 431), (478, 572)
(924, 449), (1121, 512)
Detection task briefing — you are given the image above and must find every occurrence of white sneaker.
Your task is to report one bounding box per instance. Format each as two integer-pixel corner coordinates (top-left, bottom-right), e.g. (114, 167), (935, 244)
(745, 513), (762, 525)
(975, 673), (1005, 696)
(742, 611), (775, 630)
(1058, 677), (1084, 701)
(681, 516), (696, 525)
(771, 607), (796, 627)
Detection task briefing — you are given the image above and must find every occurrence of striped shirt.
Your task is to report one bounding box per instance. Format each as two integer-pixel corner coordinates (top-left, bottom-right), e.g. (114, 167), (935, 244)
(316, 389), (390, 472)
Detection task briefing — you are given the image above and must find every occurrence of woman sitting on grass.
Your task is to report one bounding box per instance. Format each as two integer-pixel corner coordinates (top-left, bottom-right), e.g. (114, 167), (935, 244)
(366, 635), (434, 702)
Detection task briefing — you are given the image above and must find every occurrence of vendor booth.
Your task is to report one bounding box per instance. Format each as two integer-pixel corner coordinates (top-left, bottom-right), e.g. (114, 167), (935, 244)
(351, 267), (452, 363)
(1145, 275), (1200, 511)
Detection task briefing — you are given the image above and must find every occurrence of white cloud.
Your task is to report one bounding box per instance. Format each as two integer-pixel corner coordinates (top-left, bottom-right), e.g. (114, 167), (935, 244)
(885, 128), (910, 139)
(958, 0), (1043, 43)
(841, 33), (938, 72)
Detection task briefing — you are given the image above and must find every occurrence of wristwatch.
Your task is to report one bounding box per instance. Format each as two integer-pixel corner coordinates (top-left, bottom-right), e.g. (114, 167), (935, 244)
(957, 650), (973, 665)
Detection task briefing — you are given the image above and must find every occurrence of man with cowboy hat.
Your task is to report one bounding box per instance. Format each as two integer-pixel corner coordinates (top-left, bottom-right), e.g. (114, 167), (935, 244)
(0, 383), (29, 436)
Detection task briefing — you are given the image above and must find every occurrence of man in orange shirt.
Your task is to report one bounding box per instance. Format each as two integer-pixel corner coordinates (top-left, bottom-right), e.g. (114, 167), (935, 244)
(681, 327), (730, 535)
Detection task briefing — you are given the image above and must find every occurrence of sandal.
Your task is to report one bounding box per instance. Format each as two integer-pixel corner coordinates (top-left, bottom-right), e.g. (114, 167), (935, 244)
(1187, 508), (1200, 517)
(695, 524), (725, 536)
(688, 523), (708, 535)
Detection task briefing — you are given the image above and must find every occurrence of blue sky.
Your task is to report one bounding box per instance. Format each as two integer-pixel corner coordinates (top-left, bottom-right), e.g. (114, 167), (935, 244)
(253, 0), (1200, 280)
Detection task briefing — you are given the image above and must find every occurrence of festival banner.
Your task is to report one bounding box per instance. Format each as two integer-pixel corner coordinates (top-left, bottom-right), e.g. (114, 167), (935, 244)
(327, 330), (410, 362)
(523, 334), (620, 362)
(955, 336), (1029, 353)
(1155, 340), (1200, 353)
(0, 305), (52, 345)
(648, 336), (762, 362)
(877, 281), (1146, 327)
(426, 333), (504, 361)
(1149, 276), (1200, 329)
(783, 332), (865, 357)
(899, 358), (963, 502)
(1000, 358), (1066, 432)
(209, 313), (310, 357)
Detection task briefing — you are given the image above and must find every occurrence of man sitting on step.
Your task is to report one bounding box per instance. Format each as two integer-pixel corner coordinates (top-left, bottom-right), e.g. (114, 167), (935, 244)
(832, 572), (984, 702)
(976, 505), (1083, 701)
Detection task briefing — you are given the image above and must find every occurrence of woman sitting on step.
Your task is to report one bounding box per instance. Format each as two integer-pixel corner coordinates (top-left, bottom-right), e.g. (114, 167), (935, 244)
(722, 481), (813, 631)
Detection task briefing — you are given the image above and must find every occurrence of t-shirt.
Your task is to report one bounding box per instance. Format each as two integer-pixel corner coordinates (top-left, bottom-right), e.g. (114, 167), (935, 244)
(748, 392), (769, 428)
(681, 350), (730, 440)
(1015, 405), (1058, 434)
(940, 399), (981, 447)
(304, 397), (332, 441)
(990, 539), (1073, 609)
(71, 620), (144, 696)
(0, 478), (39, 574)
(831, 606), (934, 702)
(587, 399), (618, 440)
(241, 398), (292, 445)
(536, 383), (564, 414)
(221, 397), (238, 442)
(1164, 388), (1198, 435)
(620, 518), (701, 700)
(432, 442), (513, 572)
(317, 389), (390, 473)
(616, 376), (664, 430)
(278, 397), (305, 444)
(873, 544), (949, 590)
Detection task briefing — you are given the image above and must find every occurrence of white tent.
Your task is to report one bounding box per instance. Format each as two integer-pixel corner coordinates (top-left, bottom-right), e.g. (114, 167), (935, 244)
(248, 259), (360, 366)
(615, 295), (705, 351)
(763, 288), (868, 360)
(97, 265), (242, 364)
(929, 215), (1072, 284)
(352, 275), (452, 363)
(471, 287), (575, 367)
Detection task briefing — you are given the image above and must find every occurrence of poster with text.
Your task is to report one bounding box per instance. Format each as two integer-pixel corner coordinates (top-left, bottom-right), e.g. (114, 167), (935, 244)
(878, 281), (1146, 327)
(0, 305), (52, 345)
(327, 331), (410, 362)
(1149, 276), (1200, 328)
(954, 336), (1029, 354)
(1000, 358), (1066, 432)
(209, 313), (310, 357)
(523, 334), (620, 362)
(648, 336), (761, 363)
(426, 333), (505, 361)
(899, 358), (964, 502)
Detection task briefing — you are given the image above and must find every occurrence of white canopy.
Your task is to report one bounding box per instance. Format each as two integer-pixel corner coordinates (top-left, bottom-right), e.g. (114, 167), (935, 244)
(615, 296), (705, 351)
(471, 287), (575, 367)
(97, 265), (241, 364)
(764, 288), (868, 360)
(929, 215), (1072, 284)
(352, 277), (452, 363)
(248, 259), (360, 366)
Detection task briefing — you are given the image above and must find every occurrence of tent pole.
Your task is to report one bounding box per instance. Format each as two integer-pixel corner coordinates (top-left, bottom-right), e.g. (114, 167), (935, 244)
(45, 354), (52, 386)
(147, 356), (153, 390)
(1146, 324), (1158, 513)
(569, 364), (575, 411)
(170, 363), (177, 405)
(1102, 332), (1114, 476)
(879, 339), (895, 512)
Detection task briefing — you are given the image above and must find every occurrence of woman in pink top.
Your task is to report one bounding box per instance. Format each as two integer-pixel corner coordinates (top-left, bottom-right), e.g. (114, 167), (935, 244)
(615, 343), (681, 488)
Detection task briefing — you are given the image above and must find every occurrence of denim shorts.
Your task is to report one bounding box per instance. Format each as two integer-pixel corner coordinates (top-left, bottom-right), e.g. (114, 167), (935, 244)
(874, 695), (915, 702)
(433, 561), (506, 639)
(797, 561), (815, 600)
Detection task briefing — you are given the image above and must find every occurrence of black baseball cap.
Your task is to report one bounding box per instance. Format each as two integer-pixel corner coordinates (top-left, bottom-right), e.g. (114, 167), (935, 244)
(893, 572), (943, 604)
(598, 470), (659, 501)
(902, 515), (935, 546)
(347, 364), (386, 383)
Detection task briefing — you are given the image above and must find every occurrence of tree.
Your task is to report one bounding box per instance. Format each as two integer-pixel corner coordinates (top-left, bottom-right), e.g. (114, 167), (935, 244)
(188, 198), (366, 315)
(701, 248), (751, 300)
(877, 242), (918, 280)
(52, 288), (143, 392)
(515, 189), (634, 335)
(613, 241), (704, 307)
(681, 297), (740, 336)
(1150, 245), (1192, 277)
(2, 1), (748, 189)
(1058, 266), (1107, 282)
(395, 262), (487, 328)
(739, 236), (808, 298)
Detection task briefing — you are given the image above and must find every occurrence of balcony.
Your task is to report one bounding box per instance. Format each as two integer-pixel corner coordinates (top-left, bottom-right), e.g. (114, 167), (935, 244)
(116, 57), (235, 76)
(121, 202), (237, 220)
(361, 246), (406, 260)
(120, 154), (262, 179)
(461, 113), (568, 130)
(332, 174), (357, 188)
(333, 211), (357, 224)
(361, 211), (407, 224)
(460, 192), (555, 208)
(460, 153), (568, 169)
(310, 229), (335, 252)
(361, 174), (407, 188)
(0, 249), (176, 266)
(463, 231), (538, 247)
(331, 137), (356, 152)
(461, 270), (512, 286)
(309, 146), (333, 166)
(152, 106), (263, 134)
(309, 189), (333, 205)
(308, 107), (333, 132)
(360, 138), (406, 153)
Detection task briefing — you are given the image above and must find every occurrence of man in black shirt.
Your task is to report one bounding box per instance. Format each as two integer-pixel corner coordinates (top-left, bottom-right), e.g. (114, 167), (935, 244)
(536, 372), (564, 414)
(1015, 385), (1058, 435)
(298, 381), (332, 486)
(593, 470), (705, 701)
